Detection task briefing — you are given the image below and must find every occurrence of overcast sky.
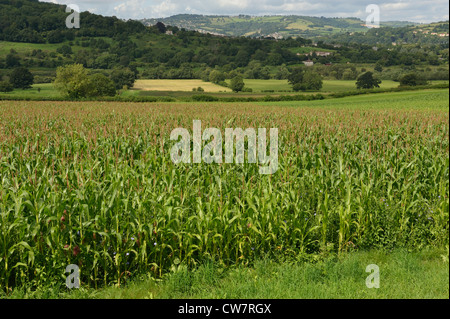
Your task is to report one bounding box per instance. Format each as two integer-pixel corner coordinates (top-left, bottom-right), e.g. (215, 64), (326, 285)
(42, 0), (449, 23)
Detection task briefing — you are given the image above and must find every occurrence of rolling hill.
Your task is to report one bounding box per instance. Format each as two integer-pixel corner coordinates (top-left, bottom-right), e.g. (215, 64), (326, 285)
(140, 14), (420, 39)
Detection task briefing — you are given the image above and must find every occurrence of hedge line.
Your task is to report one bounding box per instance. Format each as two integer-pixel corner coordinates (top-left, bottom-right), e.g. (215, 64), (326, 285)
(0, 83), (448, 103)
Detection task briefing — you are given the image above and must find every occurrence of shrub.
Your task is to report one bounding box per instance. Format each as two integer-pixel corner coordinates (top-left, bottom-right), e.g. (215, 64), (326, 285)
(356, 72), (381, 89)
(9, 67), (34, 89)
(110, 68), (136, 90)
(399, 73), (428, 86)
(54, 64), (116, 98)
(209, 70), (226, 83)
(33, 76), (54, 84)
(289, 68), (323, 91)
(86, 73), (116, 97)
(0, 81), (13, 92)
(229, 76), (245, 93)
(192, 94), (219, 102)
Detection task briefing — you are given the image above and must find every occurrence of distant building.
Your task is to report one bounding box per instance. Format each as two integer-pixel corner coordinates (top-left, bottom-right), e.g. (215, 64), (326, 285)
(303, 59), (314, 66)
(312, 51), (331, 57)
(266, 32), (283, 40)
(165, 30), (173, 35)
(297, 51), (332, 57)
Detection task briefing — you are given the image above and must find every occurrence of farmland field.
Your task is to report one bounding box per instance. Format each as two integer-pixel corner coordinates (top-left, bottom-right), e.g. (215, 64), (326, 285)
(0, 89), (448, 294)
(1, 80), (448, 101)
(133, 79), (403, 93)
(132, 79), (232, 92)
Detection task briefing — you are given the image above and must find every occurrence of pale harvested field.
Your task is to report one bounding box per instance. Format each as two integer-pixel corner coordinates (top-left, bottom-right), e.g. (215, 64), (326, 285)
(133, 79), (232, 92)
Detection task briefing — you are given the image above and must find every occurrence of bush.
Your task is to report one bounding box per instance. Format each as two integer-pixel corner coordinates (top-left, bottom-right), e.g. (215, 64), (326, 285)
(217, 81), (228, 88)
(209, 70), (226, 83)
(229, 76), (245, 93)
(242, 87), (253, 92)
(0, 81), (13, 92)
(33, 76), (54, 84)
(399, 73), (428, 86)
(110, 68), (136, 90)
(356, 71), (381, 89)
(54, 64), (116, 98)
(9, 67), (34, 89)
(289, 68), (323, 91)
(86, 73), (116, 97)
(192, 95), (219, 102)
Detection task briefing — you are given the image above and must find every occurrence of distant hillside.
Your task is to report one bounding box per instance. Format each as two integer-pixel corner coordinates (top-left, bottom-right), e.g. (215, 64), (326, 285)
(318, 21), (449, 46)
(0, 1), (447, 85)
(140, 14), (420, 38)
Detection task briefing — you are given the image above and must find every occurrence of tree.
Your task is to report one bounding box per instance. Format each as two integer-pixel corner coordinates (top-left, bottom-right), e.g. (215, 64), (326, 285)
(274, 64), (290, 80)
(287, 67), (305, 87)
(374, 63), (383, 72)
(301, 71), (323, 91)
(288, 68), (323, 91)
(54, 64), (90, 98)
(5, 53), (20, 68)
(54, 64), (116, 98)
(46, 30), (64, 43)
(209, 70), (226, 83)
(56, 44), (73, 55)
(110, 68), (136, 89)
(155, 22), (166, 33)
(356, 71), (381, 89)
(230, 76), (245, 92)
(86, 73), (116, 97)
(0, 81), (13, 92)
(399, 73), (428, 86)
(9, 67), (34, 89)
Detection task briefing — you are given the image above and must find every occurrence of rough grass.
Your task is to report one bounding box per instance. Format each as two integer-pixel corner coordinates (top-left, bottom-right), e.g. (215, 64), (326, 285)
(4, 248), (448, 299)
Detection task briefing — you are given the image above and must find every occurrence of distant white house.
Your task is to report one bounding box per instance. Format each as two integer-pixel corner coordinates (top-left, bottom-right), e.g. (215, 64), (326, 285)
(303, 59), (314, 66)
(296, 51), (331, 57)
(311, 51), (331, 57)
(267, 32), (284, 40)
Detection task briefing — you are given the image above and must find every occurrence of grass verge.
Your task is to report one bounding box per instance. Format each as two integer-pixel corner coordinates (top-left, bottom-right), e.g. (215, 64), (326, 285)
(4, 248), (449, 299)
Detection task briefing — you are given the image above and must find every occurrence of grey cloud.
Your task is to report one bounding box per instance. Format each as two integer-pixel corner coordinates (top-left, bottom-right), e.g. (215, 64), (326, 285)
(40, 0), (449, 22)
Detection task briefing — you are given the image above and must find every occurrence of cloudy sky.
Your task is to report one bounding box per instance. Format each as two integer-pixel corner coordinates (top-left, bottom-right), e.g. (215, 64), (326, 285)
(42, 0), (449, 23)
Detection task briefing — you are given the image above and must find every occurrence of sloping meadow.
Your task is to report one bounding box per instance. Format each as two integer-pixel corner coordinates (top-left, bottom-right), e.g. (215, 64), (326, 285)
(0, 91), (448, 290)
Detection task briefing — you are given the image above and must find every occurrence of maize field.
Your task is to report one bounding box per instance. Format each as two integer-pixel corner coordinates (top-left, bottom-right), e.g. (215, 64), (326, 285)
(0, 90), (448, 291)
